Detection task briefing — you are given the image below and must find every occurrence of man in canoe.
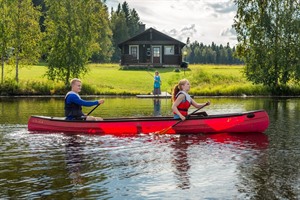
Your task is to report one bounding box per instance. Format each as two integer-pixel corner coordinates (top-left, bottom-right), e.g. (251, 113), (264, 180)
(65, 78), (104, 121)
(172, 79), (210, 120)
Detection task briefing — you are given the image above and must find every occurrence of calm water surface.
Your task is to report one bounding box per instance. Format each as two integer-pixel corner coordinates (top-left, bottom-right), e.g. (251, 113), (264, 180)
(0, 96), (299, 199)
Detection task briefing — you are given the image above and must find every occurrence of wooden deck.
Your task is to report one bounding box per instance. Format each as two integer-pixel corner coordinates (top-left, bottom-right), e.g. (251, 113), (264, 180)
(136, 92), (172, 98)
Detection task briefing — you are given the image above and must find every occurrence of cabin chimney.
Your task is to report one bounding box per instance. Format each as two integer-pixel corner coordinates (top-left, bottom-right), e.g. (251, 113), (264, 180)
(139, 23), (146, 33)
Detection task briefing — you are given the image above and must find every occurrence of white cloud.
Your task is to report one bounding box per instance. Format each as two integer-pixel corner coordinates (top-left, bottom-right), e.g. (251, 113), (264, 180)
(106, 0), (238, 46)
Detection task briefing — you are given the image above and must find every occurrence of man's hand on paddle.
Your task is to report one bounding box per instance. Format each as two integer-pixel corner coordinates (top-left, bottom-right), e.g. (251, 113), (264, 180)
(98, 99), (105, 104)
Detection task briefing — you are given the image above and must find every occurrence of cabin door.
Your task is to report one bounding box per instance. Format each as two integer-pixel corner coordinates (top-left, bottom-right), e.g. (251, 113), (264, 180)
(152, 46), (161, 64)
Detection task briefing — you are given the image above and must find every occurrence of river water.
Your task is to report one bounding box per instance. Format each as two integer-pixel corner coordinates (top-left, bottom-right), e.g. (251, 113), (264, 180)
(0, 96), (299, 199)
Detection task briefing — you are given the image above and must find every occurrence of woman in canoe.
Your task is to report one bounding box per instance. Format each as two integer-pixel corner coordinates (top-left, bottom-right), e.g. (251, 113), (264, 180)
(65, 78), (104, 121)
(172, 79), (210, 120)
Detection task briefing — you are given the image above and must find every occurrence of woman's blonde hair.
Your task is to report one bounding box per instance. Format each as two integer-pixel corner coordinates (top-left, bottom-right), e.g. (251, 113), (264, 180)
(172, 79), (189, 102)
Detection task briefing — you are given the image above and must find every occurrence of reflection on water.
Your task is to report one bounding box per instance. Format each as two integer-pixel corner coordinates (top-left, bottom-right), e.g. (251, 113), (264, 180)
(0, 97), (300, 199)
(167, 132), (269, 191)
(65, 136), (85, 186)
(153, 99), (161, 116)
(170, 135), (191, 190)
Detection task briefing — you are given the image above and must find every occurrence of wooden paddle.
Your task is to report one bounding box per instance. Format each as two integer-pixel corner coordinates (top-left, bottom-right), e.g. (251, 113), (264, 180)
(86, 104), (100, 116)
(155, 102), (209, 134)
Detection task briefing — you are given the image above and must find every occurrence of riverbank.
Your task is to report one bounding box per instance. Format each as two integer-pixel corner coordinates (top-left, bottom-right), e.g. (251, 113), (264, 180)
(1, 63), (299, 96)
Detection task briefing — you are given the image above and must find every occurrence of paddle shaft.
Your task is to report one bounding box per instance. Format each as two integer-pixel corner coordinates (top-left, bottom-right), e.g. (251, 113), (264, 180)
(171, 102), (209, 128)
(87, 104), (100, 116)
(155, 102), (209, 134)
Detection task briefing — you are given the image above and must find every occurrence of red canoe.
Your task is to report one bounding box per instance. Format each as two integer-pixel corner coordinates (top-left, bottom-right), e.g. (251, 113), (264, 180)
(28, 110), (269, 135)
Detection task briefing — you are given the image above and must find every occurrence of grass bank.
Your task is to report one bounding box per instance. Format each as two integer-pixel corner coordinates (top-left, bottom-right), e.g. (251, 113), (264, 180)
(1, 63), (299, 96)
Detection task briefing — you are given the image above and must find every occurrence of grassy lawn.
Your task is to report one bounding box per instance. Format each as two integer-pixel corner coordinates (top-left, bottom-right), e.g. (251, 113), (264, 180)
(2, 63), (270, 96)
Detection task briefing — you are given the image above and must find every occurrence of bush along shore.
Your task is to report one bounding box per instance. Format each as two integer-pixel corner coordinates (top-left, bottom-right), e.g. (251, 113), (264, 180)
(1, 64), (300, 96)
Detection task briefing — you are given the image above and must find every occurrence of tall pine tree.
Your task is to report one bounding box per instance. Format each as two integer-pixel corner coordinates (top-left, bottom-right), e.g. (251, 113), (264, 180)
(110, 1), (141, 62)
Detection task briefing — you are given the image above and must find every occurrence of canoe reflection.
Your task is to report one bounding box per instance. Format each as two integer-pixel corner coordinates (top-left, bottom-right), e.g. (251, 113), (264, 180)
(62, 132), (268, 192)
(160, 132), (269, 190)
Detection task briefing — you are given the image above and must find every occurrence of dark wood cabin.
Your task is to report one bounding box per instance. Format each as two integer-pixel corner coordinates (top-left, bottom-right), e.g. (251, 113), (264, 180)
(118, 27), (186, 67)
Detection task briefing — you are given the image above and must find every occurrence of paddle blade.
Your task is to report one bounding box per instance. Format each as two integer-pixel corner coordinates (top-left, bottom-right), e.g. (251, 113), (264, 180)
(155, 126), (172, 134)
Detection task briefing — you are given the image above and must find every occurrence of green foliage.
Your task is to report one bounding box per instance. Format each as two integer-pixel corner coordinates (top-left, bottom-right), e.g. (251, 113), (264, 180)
(9, 0), (42, 82)
(233, 0), (300, 90)
(2, 63), (300, 96)
(44, 0), (110, 85)
(89, 2), (113, 63)
(0, 79), (19, 95)
(0, 0), (12, 83)
(268, 84), (300, 96)
(79, 84), (98, 95)
(0, 0), (42, 83)
(110, 2), (142, 62)
(110, 11), (129, 62)
(186, 42), (242, 64)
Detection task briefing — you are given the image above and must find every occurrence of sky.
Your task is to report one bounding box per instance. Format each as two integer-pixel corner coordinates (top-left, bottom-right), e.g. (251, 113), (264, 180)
(105, 0), (238, 46)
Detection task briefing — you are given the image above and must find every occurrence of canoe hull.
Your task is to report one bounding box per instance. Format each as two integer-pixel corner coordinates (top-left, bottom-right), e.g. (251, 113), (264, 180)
(28, 110), (269, 135)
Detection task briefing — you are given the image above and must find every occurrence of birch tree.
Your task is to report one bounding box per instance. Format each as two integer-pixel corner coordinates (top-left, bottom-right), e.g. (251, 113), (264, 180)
(0, 0), (11, 83)
(10, 0), (42, 82)
(44, 0), (110, 85)
(233, 0), (300, 90)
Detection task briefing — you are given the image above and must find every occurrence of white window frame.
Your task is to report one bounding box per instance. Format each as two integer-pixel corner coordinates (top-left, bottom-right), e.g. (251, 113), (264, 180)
(152, 45), (162, 63)
(164, 45), (174, 55)
(129, 45), (139, 59)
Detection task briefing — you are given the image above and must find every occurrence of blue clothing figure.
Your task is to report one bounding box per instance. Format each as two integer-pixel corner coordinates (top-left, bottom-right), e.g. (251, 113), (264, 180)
(153, 71), (161, 95)
(65, 78), (104, 121)
(153, 99), (161, 116)
(65, 91), (99, 120)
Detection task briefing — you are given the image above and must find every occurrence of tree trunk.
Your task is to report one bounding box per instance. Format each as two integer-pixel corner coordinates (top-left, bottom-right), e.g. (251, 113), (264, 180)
(15, 51), (19, 83)
(1, 56), (4, 83)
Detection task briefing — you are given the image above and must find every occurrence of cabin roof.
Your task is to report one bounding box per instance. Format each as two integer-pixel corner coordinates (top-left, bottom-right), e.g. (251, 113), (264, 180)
(118, 27), (186, 48)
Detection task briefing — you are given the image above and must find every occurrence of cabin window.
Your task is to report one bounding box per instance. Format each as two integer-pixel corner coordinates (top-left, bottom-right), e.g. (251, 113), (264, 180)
(153, 47), (160, 57)
(164, 45), (174, 55)
(129, 45), (139, 58)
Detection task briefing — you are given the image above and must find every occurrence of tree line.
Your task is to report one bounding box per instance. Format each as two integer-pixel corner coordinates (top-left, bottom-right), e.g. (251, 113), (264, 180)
(0, 0), (242, 86)
(0, 0), (143, 85)
(184, 41), (243, 65)
(1, 0), (299, 93)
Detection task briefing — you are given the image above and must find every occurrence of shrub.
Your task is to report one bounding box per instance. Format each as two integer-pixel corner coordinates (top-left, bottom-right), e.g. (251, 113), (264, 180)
(0, 79), (20, 95)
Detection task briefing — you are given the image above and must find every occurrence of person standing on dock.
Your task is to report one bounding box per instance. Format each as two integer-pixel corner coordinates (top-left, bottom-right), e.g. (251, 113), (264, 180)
(65, 78), (104, 121)
(153, 71), (161, 95)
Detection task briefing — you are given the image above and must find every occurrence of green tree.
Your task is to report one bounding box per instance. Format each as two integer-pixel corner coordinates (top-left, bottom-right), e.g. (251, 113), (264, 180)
(110, 2), (142, 62)
(233, 0), (300, 89)
(90, 3), (113, 63)
(9, 0), (42, 82)
(110, 9), (129, 62)
(0, 0), (12, 83)
(128, 8), (141, 37)
(44, 0), (108, 85)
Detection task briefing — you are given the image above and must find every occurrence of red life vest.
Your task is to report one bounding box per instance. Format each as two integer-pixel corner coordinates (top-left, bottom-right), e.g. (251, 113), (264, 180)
(174, 91), (191, 116)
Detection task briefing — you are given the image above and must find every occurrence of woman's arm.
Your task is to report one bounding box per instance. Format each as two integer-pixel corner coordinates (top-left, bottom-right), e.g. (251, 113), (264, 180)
(191, 99), (210, 108)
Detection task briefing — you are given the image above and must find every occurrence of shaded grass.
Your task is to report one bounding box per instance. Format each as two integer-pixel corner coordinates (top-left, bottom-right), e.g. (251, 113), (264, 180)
(1, 63), (300, 96)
